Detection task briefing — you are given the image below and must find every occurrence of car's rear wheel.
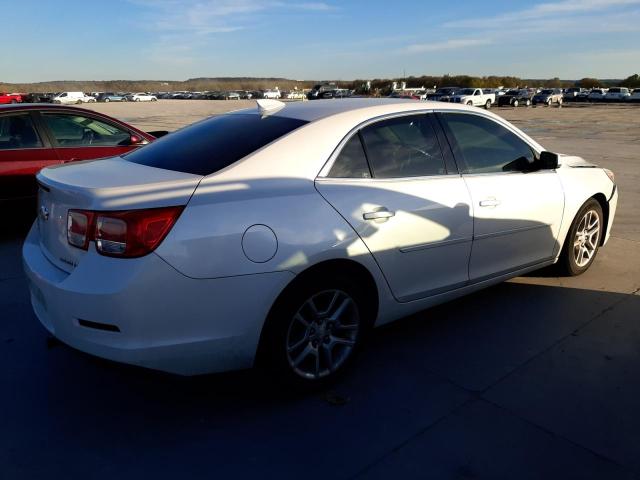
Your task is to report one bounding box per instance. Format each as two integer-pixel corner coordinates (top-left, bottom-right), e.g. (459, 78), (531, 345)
(513, 99), (519, 107)
(105, 98), (110, 102)
(485, 99), (491, 109)
(525, 99), (531, 106)
(260, 273), (369, 388)
(558, 198), (603, 276)
(466, 101), (473, 106)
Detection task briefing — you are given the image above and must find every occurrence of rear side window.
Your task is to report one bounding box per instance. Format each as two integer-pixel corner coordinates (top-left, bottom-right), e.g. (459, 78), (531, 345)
(126, 114), (307, 176)
(360, 114), (446, 178)
(328, 134), (371, 178)
(43, 113), (130, 147)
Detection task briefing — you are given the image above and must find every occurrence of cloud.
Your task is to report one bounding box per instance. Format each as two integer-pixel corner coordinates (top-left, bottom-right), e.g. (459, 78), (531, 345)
(444, 0), (640, 28)
(131, 0), (335, 36)
(405, 38), (493, 54)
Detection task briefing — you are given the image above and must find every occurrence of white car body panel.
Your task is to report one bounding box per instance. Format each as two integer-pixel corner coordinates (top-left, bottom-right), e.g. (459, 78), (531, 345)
(316, 176), (473, 301)
(23, 99), (618, 375)
(462, 171), (564, 280)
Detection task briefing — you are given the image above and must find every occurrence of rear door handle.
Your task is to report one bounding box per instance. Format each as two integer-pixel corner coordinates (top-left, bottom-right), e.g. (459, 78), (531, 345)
(363, 208), (395, 220)
(479, 198), (501, 207)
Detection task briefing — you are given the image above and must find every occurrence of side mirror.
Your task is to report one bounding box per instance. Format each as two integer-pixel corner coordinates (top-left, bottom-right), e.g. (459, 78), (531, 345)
(129, 134), (145, 145)
(538, 151), (559, 169)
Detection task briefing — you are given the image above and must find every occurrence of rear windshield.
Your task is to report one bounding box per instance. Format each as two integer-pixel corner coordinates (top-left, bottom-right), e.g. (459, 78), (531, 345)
(125, 113), (308, 176)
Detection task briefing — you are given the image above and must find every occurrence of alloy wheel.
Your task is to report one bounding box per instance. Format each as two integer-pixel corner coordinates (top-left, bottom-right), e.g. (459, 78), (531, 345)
(286, 289), (360, 380)
(573, 209), (600, 267)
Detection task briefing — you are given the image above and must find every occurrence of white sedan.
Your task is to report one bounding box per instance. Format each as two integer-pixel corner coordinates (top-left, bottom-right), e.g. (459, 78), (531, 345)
(130, 92), (158, 102)
(23, 99), (618, 386)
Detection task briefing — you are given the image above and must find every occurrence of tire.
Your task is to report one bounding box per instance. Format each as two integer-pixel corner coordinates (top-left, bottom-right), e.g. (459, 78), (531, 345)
(466, 101), (473, 106)
(513, 99), (519, 107)
(547, 99), (552, 107)
(151, 97), (157, 102)
(105, 98), (110, 102)
(10, 99), (17, 104)
(76, 100), (82, 104)
(135, 98), (140, 102)
(259, 272), (371, 389)
(558, 198), (604, 276)
(484, 99), (491, 109)
(525, 99), (531, 106)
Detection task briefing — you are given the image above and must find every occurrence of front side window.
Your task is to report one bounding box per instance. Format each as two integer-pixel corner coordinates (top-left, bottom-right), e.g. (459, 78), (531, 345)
(0, 114), (43, 150)
(359, 115), (446, 178)
(441, 113), (535, 174)
(43, 113), (131, 147)
(328, 134), (371, 178)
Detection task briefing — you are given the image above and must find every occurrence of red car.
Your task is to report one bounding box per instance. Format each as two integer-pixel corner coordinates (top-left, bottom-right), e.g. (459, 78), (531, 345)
(0, 104), (157, 203)
(0, 92), (25, 104)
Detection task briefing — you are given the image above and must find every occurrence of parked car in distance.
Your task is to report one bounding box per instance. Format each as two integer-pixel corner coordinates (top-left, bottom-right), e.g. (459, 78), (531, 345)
(263, 89), (282, 99)
(52, 92), (96, 105)
(533, 88), (563, 106)
(0, 92), (25, 104)
(563, 87), (584, 100)
(287, 90), (306, 100)
(498, 89), (534, 107)
(22, 98), (618, 387)
(604, 87), (630, 101)
(626, 88), (640, 102)
(426, 87), (460, 101)
(587, 89), (608, 101)
(224, 91), (241, 100)
(450, 88), (495, 108)
(96, 92), (128, 102)
(130, 92), (158, 102)
(307, 83), (338, 100)
(0, 104), (155, 203)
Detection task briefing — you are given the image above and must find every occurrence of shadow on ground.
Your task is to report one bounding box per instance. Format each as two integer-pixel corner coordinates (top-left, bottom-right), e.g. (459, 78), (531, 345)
(1, 213), (638, 479)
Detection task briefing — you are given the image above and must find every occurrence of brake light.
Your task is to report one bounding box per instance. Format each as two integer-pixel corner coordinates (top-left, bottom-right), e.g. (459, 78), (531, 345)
(67, 206), (183, 257)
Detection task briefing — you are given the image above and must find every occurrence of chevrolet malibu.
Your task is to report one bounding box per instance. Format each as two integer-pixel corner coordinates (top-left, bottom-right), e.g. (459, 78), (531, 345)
(23, 99), (618, 386)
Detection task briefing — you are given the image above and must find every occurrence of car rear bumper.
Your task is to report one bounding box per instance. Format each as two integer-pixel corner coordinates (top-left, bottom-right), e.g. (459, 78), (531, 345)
(22, 222), (294, 375)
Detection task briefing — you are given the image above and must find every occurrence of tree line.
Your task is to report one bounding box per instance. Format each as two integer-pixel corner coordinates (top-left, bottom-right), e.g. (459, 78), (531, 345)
(1, 74), (638, 94)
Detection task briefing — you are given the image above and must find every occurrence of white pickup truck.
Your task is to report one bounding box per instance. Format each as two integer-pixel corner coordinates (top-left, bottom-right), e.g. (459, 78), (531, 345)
(449, 88), (495, 109)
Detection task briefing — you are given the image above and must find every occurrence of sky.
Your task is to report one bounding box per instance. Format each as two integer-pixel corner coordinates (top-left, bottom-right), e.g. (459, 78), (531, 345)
(1, 0), (639, 82)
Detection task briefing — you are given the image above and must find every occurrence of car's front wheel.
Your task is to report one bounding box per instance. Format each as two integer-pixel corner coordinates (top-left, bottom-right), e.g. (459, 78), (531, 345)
(558, 198), (603, 275)
(260, 273), (369, 388)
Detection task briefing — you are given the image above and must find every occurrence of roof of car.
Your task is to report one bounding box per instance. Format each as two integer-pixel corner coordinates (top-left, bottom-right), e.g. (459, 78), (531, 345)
(0, 103), (94, 113)
(230, 98), (471, 122)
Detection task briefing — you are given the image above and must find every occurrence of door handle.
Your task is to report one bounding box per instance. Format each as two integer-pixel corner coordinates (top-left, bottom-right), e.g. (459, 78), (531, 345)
(363, 208), (395, 220)
(479, 198), (501, 207)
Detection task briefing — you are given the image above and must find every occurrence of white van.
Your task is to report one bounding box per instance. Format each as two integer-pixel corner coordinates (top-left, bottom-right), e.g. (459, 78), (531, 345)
(52, 92), (96, 105)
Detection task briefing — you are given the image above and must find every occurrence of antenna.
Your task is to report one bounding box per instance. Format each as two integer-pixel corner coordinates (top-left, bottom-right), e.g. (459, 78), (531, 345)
(257, 99), (285, 116)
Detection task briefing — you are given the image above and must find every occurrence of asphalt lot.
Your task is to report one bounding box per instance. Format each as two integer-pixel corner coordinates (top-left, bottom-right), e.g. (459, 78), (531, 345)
(1, 101), (639, 479)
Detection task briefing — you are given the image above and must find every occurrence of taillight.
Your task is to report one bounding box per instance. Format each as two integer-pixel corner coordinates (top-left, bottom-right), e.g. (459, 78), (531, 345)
(67, 206), (183, 258)
(67, 210), (94, 249)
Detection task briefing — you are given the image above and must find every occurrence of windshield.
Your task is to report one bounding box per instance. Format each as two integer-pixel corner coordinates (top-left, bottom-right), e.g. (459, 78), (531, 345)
(540, 90), (553, 94)
(126, 113), (308, 176)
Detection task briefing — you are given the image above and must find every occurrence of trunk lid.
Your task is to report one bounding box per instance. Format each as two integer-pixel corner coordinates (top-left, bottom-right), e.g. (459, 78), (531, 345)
(36, 157), (202, 273)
